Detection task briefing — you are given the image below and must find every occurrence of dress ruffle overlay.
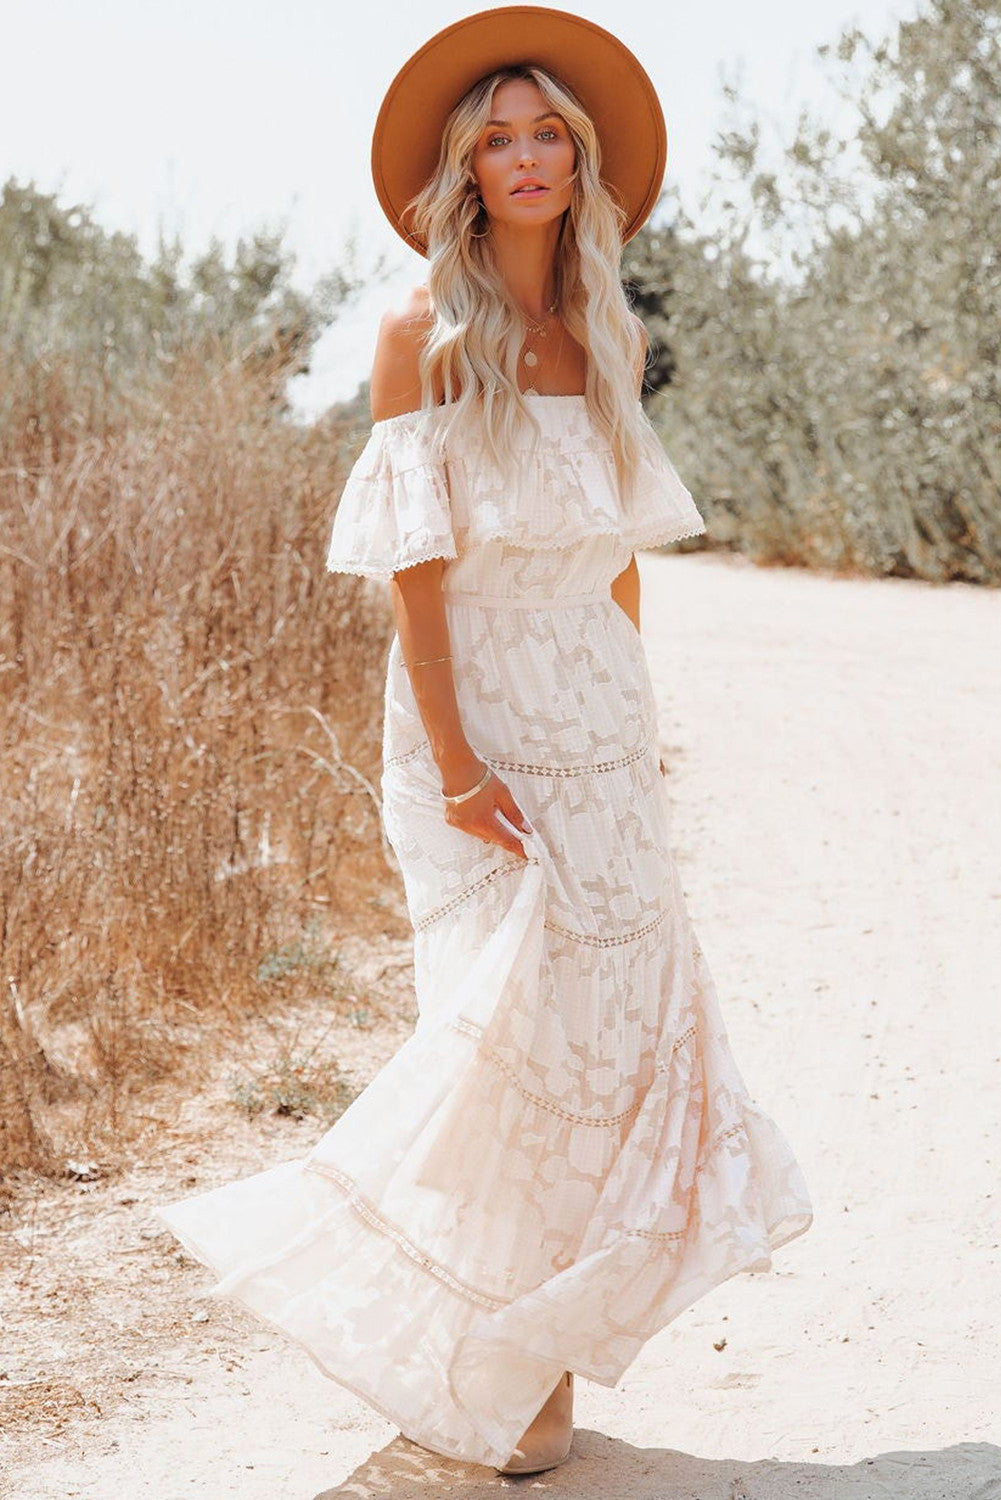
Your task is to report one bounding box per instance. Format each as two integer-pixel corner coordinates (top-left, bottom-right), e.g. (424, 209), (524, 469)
(154, 393), (813, 1468)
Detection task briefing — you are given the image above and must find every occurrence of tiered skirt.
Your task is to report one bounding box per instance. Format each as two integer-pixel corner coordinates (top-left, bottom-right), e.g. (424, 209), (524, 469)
(156, 564), (813, 1468)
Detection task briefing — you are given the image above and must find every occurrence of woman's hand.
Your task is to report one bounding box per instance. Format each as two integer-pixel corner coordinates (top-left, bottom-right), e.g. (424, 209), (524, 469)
(442, 762), (533, 860)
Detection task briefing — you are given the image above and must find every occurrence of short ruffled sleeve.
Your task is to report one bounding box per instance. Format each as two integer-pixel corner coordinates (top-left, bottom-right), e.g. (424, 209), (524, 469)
(324, 409), (456, 581)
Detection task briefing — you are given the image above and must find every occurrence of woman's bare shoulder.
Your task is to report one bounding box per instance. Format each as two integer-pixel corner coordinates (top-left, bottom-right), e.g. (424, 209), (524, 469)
(381, 281), (432, 330)
(370, 285), (441, 421)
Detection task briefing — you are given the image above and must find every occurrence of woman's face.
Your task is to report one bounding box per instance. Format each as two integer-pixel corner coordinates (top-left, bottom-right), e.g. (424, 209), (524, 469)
(470, 77), (576, 233)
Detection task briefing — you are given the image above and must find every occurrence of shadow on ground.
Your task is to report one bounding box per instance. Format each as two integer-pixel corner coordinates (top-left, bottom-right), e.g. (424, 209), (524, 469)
(317, 1430), (1001, 1498)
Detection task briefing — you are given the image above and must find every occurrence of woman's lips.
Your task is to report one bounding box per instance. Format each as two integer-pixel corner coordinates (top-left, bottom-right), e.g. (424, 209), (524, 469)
(511, 186), (549, 197)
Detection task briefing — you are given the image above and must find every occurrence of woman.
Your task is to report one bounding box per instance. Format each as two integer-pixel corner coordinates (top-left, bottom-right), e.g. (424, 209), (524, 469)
(155, 7), (814, 1478)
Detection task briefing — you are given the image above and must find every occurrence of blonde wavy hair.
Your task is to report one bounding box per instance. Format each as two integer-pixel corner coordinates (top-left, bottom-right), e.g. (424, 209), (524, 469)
(402, 63), (663, 503)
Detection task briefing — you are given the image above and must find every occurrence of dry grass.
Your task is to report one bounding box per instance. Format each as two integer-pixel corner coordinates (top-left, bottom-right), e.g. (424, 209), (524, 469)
(0, 343), (403, 1187)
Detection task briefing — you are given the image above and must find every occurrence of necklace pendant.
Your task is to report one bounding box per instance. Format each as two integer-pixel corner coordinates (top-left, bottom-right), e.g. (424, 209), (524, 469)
(524, 349), (538, 367)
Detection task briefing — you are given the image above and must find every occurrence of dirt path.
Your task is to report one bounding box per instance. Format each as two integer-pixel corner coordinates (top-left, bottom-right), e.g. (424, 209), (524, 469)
(5, 552), (1000, 1498)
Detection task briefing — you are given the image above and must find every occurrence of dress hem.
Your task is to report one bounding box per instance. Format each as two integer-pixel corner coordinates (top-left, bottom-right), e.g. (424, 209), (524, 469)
(153, 1104), (813, 1470)
(325, 523), (707, 584)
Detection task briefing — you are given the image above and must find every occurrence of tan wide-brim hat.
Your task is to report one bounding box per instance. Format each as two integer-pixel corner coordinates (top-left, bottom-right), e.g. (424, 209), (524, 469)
(371, 4), (667, 257)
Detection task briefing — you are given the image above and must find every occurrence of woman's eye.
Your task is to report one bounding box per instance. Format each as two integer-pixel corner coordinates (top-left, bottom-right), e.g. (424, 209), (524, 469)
(486, 128), (558, 147)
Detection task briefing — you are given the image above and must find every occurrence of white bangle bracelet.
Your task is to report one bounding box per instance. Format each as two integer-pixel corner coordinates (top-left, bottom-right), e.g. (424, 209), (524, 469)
(441, 762), (492, 804)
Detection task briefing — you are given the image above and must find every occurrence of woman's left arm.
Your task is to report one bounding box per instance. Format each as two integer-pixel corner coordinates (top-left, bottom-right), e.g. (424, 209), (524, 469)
(610, 554), (664, 777)
(609, 313), (647, 632)
(611, 315), (667, 775)
(610, 553), (640, 631)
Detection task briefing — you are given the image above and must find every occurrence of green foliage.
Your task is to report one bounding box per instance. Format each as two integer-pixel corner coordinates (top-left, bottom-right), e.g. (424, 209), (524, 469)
(228, 1048), (357, 1123)
(255, 915), (347, 990)
(0, 175), (385, 428)
(623, 0), (1001, 582)
(4, 1), (997, 582)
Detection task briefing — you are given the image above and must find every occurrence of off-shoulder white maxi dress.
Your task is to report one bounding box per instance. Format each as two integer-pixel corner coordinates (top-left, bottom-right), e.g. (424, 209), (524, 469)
(155, 393), (813, 1468)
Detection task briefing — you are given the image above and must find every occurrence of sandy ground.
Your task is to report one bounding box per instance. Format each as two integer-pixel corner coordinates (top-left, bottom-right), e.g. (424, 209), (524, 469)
(4, 550), (1000, 1498)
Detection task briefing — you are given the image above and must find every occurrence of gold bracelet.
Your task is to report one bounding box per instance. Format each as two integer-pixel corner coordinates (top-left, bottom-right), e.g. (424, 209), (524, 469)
(406, 654), (452, 668)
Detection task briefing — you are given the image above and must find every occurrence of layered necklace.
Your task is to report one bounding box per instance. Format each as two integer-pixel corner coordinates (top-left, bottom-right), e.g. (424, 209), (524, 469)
(520, 297), (558, 368)
(519, 297), (564, 393)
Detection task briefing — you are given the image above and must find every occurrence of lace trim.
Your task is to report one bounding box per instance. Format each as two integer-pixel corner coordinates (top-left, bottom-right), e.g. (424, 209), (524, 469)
(383, 742), (426, 771)
(662, 1020), (698, 1065)
(625, 1119), (751, 1244)
(475, 1043), (647, 1127)
(385, 736), (654, 778)
(412, 856), (667, 949)
(448, 1017), (699, 1128)
(302, 1111), (755, 1314)
(303, 1159), (508, 1311)
(631, 519), (708, 547)
(413, 858), (530, 934)
(325, 543), (458, 582)
(478, 739), (653, 778)
(545, 909), (665, 948)
(327, 519), (705, 583)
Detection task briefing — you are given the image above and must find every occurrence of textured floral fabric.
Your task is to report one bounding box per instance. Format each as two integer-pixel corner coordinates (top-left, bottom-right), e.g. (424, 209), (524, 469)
(323, 393), (707, 578)
(154, 394), (813, 1469)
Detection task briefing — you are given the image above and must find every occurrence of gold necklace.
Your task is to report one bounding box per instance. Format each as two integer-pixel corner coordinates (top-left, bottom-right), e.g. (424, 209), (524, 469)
(521, 296), (558, 368)
(524, 320), (566, 396)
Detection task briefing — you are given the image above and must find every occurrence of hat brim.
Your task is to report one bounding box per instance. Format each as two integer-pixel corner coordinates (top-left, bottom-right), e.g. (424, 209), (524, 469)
(371, 4), (667, 258)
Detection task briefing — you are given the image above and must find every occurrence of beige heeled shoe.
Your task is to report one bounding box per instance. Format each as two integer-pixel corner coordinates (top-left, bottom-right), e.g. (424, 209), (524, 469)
(495, 1370), (574, 1475)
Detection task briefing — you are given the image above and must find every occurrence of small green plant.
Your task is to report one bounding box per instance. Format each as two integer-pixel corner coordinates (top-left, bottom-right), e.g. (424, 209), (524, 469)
(256, 916), (347, 993)
(228, 1048), (356, 1123)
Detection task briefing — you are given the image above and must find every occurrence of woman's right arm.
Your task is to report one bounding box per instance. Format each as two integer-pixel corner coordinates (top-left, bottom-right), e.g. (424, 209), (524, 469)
(371, 291), (532, 860)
